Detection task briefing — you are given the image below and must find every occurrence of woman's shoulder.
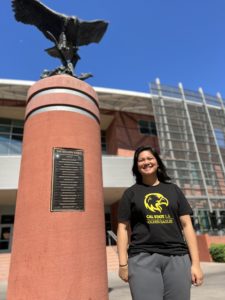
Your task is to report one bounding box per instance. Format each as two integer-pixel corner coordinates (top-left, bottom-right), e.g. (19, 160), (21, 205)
(159, 181), (179, 191)
(123, 183), (145, 195)
(160, 182), (185, 196)
(125, 183), (139, 193)
(159, 181), (173, 187)
(120, 184), (137, 202)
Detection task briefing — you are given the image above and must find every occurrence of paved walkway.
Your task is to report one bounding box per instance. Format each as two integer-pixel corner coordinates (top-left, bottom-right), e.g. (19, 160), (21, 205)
(1, 263), (225, 299)
(108, 262), (225, 300)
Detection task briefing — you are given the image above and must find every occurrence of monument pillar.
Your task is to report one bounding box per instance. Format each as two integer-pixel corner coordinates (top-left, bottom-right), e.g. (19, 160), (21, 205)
(7, 75), (108, 300)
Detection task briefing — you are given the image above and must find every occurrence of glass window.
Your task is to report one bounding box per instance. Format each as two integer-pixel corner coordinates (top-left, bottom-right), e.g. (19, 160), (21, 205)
(101, 130), (107, 154)
(138, 120), (157, 136)
(214, 128), (225, 148)
(0, 126), (11, 133)
(0, 133), (10, 140)
(220, 211), (225, 230)
(0, 119), (11, 125)
(1, 215), (14, 224)
(12, 134), (23, 141)
(12, 127), (24, 135)
(0, 118), (24, 155)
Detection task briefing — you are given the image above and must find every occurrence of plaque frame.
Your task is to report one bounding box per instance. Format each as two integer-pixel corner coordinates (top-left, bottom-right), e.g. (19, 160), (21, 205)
(51, 147), (85, 212)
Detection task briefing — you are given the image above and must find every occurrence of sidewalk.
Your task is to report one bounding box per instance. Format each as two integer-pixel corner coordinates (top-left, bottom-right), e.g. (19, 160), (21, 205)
(108, 262), (225, 300)
(1, 263), (225, 299)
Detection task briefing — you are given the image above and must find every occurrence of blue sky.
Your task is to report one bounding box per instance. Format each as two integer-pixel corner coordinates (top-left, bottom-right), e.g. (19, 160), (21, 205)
(1, 0), (225, 96)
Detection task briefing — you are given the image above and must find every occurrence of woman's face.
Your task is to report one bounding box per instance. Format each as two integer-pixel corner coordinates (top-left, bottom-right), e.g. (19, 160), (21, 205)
(137, 150), (159, 178)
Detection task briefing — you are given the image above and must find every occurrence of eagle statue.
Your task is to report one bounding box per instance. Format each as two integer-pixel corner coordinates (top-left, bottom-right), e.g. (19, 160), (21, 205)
(12, 0), (108, 79)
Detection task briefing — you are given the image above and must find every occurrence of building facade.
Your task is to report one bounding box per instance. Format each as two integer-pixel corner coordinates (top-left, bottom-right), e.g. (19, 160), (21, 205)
(0, 78), (225, 253)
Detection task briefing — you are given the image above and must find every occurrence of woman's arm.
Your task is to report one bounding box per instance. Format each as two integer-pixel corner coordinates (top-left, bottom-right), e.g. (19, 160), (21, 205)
(180, 214), (204, 286)
(117, 221), (129, 282)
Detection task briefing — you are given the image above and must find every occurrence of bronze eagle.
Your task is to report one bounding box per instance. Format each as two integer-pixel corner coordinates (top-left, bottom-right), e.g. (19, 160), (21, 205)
(12, 0), (108, 79)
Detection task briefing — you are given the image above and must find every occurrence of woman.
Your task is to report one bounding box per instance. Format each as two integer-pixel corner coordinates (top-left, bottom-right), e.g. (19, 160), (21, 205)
(117, 145), (203, 300)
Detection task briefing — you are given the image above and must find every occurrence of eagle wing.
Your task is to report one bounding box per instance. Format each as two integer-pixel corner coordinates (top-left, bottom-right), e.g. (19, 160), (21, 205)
(12, 0), (67, 42)
(77, 19), (108, 46)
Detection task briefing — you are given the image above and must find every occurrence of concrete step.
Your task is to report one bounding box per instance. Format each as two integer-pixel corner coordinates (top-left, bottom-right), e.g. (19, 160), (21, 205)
(106, 246), (119, 272)
(0, 253), (10, 281)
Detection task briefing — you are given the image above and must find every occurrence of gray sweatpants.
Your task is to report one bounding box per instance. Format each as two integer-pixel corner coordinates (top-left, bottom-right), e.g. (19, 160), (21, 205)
(128, 252), (191, 300)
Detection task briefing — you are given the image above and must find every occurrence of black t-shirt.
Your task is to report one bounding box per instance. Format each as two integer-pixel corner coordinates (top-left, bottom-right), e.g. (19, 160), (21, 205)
(118, 182), (193, 256)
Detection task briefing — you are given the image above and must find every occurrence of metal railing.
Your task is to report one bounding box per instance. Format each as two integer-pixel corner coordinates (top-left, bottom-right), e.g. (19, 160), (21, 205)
(107, 230), (117, 246)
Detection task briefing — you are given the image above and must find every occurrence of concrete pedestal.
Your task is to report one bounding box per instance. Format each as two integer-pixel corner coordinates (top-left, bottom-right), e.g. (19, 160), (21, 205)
(7, 75), (108, 300)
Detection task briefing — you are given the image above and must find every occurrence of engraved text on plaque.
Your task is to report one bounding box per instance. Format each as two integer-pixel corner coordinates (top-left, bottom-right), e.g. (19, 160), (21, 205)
(51, 148), (84, 211)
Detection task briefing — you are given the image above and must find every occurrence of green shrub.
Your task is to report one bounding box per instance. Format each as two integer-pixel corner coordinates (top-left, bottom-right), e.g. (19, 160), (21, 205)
(209, 243), (225, 262)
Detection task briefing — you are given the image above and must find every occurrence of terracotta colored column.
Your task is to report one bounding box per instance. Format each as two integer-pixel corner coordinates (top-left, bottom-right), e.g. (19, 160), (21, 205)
(7, 75), (108, 300)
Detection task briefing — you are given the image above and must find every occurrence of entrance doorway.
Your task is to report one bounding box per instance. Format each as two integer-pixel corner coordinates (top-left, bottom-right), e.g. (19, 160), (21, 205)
(0, 224), (13, 252)
(0, 215), (14, 253)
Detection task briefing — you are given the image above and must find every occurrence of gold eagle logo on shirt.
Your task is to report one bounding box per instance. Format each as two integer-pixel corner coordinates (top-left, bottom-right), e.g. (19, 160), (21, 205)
(144, 193), (169, 213)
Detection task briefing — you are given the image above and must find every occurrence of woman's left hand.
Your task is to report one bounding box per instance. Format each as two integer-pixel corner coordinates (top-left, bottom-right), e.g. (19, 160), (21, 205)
(191, 264), (204, 286)
(118, 265), (129, 282)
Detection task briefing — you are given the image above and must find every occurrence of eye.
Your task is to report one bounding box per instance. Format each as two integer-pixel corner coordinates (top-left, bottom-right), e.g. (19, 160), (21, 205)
(138, 159), (144, 163)
(146, 157), (152, 161)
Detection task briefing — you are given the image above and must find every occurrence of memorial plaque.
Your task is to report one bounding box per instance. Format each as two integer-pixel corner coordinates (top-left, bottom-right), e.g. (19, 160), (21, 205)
(51, 148), (84, 211)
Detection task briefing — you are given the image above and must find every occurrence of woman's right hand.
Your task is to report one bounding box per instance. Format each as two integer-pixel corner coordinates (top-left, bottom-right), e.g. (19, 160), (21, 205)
(118, 265), (129, 282)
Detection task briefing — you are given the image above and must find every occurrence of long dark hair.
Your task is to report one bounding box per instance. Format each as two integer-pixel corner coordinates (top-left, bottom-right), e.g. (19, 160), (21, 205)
(132, 145), (171, 184)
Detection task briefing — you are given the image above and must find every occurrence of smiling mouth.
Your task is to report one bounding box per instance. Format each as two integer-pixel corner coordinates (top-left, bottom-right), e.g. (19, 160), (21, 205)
(143, 164), (153, 169)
